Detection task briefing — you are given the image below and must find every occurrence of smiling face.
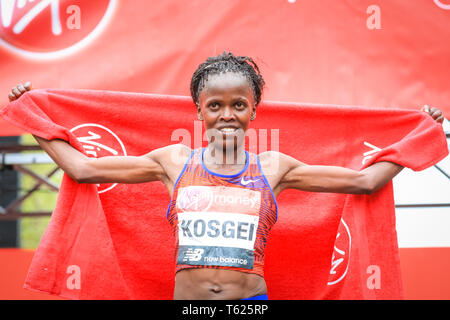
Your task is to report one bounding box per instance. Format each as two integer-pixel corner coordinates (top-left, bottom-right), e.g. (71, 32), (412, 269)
(197, 72), (256, 151)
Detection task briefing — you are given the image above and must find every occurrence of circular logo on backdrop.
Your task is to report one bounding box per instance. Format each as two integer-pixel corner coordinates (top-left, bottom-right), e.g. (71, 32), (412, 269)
(434, 0), (450, 10)
(70, 123), (127, 194)
(327, 218), (352, 286)
(0, 0), (117, 59)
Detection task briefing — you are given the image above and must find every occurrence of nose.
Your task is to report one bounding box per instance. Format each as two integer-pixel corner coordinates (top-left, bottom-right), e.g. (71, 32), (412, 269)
(220, 105), (235, 121)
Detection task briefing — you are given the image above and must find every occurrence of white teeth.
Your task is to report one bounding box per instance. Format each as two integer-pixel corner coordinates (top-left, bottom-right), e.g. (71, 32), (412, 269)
(220, 128), (237, 133)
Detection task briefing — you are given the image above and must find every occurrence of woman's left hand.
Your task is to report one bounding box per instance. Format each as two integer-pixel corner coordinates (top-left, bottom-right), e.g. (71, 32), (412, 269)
(422, 105), (445, 124)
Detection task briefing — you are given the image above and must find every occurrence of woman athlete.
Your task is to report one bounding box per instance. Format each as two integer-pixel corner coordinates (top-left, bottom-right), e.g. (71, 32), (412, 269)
(8, 52), (445, 300)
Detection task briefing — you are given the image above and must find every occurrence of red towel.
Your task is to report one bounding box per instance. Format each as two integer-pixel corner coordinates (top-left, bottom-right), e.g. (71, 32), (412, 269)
(1, 89), (447, 300)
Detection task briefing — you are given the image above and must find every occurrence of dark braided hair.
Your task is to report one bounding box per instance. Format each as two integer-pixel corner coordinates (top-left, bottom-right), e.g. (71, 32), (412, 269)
(190, 52), (265, 106)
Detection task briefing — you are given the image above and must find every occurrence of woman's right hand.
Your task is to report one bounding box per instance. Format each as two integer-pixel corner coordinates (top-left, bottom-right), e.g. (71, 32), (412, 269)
(8, 82), (32, 102)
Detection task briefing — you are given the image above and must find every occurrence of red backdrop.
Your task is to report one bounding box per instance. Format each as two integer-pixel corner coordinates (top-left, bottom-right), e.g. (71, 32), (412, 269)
(0, 0), (449, 299)
(1, 0), (449, 135)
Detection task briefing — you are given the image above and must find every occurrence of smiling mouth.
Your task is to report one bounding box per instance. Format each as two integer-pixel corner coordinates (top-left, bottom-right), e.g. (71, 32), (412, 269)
(208, 128), (244, 142)
(219, 127), (238, 134)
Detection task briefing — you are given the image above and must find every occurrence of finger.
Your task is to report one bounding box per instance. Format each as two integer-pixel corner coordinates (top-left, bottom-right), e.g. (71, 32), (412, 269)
(422, 105), (430, 113)
(12, 87), (21, 96)
(431, 109), (442, 119)
(430, 110), (442, 120)
(436, 115), (444, 124)
(17, 83), (26, 93)
(8, 92), (16, 101)
(24, 81), (32, 90)
(10, 87), (18, 97)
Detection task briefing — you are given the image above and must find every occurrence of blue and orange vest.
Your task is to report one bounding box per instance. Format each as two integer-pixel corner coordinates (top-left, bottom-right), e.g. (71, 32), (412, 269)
(167, 148), (278, 277)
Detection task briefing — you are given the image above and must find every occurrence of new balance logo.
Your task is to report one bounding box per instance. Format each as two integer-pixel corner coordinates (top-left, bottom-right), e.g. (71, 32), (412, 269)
(182, 248), (204, 262)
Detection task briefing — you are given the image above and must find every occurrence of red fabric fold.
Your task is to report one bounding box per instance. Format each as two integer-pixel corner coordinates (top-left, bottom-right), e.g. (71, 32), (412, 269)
(1, 89), (447, 299)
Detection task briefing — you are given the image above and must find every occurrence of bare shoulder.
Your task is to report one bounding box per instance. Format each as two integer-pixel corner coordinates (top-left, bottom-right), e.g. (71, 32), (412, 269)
(257, 151), (301, 173)
(257, 150), (279, 163)
(257, 151), (300, 187)
(158, 143), (191, 157)
(144, 144), (191, 166)
(257, 151), (307, 196)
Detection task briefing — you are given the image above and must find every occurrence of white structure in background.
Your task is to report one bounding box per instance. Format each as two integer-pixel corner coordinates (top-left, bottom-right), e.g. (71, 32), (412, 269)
(394, 118), (450, 248)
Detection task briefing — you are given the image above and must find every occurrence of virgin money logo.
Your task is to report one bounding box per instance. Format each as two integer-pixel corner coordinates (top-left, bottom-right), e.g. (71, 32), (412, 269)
(177, 187), (214, 212)
(70, 123), (127, 194)
(176, 186), (261, 214)
(327, 218), (351, 285)
(0, 0), (117, 59)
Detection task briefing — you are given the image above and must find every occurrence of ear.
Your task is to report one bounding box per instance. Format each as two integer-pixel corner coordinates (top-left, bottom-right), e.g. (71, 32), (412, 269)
(250, 105), (257, 121)
(197, 105), (203, 121)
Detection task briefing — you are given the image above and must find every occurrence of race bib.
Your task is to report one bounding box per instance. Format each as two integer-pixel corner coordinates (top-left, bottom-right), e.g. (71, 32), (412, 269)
(176, 186), (261, 269)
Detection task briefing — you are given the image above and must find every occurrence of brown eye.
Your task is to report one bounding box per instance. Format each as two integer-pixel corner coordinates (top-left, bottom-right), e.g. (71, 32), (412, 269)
(235, 101), (246, 110)
(209, 102), (220, 110)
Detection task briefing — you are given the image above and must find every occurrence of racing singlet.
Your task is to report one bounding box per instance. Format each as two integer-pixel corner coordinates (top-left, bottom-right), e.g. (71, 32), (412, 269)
(167, 148), (278, 277)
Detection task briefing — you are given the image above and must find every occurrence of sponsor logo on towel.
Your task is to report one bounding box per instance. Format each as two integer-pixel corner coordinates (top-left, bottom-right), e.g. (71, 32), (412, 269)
(176, 186), (261, 269)
(328, 218), (351, 285)
(362, 141), (381, 165)
(0, 0), (117, 59)
(70, 123), (126, 193)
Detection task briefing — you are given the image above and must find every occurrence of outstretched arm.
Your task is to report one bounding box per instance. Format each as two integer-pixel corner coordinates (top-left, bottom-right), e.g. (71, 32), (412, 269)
(275, 105), (444, 195)
(33, 135), (169, 184)
(8, 82), (189, 185)
(275, 154), (402, 195)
